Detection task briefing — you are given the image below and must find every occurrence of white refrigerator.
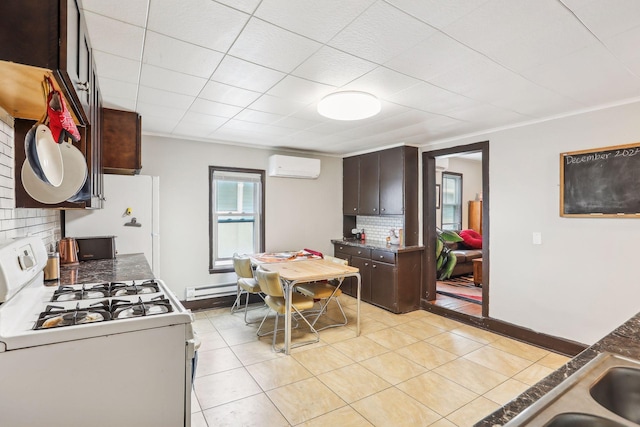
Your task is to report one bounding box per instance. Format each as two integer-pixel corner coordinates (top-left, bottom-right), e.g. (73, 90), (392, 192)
(65, 174), (160, 277)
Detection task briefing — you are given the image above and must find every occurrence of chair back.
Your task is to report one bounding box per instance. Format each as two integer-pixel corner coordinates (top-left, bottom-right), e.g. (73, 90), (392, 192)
(256, 268), (284, 298)
(324, 255), (348, 266)
(232, 254), (253, 279)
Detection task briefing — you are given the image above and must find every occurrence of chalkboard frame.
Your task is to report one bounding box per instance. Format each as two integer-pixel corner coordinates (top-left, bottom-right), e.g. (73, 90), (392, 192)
(560, 142), (640, 218)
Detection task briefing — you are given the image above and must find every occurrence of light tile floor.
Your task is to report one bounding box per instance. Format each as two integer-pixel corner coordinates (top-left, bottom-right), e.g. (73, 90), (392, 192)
(190, 295), (570, 427)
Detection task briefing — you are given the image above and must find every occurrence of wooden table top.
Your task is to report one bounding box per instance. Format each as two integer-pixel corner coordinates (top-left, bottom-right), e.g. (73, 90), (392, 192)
(258, 259), (359, 282)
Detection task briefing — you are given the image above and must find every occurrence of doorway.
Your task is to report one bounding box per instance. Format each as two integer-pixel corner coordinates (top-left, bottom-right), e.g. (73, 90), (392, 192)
(422, 141), (489, 318)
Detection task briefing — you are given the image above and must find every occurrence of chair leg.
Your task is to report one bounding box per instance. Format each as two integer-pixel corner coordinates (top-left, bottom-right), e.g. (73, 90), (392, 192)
(230, 286), (244, 313)
(309, 293), (348, 331)
(272, 307), (319, 353)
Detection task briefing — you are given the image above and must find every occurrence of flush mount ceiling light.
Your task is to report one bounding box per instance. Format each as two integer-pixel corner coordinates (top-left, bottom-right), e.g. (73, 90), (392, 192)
(317, 91), (381, 121)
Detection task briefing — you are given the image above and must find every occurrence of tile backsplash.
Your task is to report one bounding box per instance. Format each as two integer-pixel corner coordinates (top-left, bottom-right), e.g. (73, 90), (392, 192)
(0, 108), (60, 249)
(355, 215), (404, 242)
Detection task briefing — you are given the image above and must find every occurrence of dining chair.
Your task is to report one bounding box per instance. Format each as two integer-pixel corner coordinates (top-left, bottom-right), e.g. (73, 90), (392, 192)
(230, 253), (264, 324)
(255, 267), (319, 352)
(295, 255), (348, 331)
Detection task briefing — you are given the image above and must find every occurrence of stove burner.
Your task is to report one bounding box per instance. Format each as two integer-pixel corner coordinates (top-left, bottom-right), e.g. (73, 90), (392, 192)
(34, 302), (111, 329)
(112, 296), (172, 320)
(50, 280), (161, 302)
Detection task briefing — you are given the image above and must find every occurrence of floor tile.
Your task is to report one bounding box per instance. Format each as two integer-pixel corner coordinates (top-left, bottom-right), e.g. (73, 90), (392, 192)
(191, 411), (208, 427)
(396, 341), (458, 370)
(196, 330), (228, 352)
(490, 336), (550, 362)
(464, 346), (533, 377)
(421, 315), (465, 331)
(484, 378), (530, 405)
(192, 318), (216, 334)
(450, 324), (501, 344)
(374, 309), (413, 327)
(426, 331), (486, 356)
(446, 396), (500, 427)
(397, 371), (478, 416)
(537, 352), (571, 369)
(218, 325), (264, 346)
(359, 351), (427, 385)
(513, 363), (554, 386)
(331, 336), (389, 362)
(292, 344), (354, 375)
(392, 319), (445, 340)
(245, 356), (313, 390)
(430, 418), (457, 427)
(202, 392), (289, 427)
(349, 317), (389, 335)
(400, 309), (435, 320)
(317, 363), (391, 403)
(351, 387), (441, 427)
(298, 406), (373, 426)
(191, 389), (200, 413)
(195, 347), (242, 377)
(434, 358), (509, 394)
(194, 367), (262, 410)
(230, 340), (283, 366)
(365, 328), (419, 350)
(318, 325), (358, 344)
(210, 312), (249, 330)
(266, 377), (346, 425)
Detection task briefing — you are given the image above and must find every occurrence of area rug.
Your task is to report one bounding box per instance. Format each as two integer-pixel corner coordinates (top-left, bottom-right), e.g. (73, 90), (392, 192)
(436, 274), (482, 304)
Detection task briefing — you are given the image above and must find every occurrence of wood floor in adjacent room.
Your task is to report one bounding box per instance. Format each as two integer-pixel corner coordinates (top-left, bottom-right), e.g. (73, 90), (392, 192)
(189, 295), (569, 426)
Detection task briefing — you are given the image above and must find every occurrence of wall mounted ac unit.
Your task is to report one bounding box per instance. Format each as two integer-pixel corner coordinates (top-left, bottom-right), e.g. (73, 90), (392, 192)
(268, 155), (321, 179)
(435, 158), (449, 171)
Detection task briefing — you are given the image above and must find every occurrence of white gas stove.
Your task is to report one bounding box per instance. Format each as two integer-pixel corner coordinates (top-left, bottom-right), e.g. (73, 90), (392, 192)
(0, 237), (195, 427)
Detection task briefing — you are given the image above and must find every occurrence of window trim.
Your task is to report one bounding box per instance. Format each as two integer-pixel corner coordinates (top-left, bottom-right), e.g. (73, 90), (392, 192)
(209, 166), (265, 273)
(441, 171), (463, 231)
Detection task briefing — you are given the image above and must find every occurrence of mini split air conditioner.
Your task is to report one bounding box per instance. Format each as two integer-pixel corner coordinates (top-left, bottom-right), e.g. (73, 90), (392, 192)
(268, 155), (321, 179)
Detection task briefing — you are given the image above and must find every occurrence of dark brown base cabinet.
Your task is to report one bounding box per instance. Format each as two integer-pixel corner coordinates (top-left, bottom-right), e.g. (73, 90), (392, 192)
(334, 243), (422, 314)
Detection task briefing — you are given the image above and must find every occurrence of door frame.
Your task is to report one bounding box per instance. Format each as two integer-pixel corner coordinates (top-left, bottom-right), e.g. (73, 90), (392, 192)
(422, 141), (490, 318)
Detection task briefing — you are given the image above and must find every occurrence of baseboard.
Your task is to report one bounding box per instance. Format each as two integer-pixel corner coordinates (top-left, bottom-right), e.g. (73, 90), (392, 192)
(182, 293), (263, 311)
(420, 299), (587, 357)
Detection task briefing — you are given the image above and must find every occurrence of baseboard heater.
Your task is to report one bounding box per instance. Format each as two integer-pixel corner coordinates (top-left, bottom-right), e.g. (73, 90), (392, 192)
(185, 282), (236, 301)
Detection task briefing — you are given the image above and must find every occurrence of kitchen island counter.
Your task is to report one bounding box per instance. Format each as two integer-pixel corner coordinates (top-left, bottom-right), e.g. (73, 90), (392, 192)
(476, 310), (640, 426)
(59, 253), (153, 285)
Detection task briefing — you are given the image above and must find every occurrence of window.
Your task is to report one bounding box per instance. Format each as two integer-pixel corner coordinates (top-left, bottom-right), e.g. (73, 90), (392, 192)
(441, 172), (463, 231)
(209, 167), (264, 272)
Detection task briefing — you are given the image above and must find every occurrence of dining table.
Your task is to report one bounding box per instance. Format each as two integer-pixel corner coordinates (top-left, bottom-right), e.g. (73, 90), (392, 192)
(252, 255), (361, 355)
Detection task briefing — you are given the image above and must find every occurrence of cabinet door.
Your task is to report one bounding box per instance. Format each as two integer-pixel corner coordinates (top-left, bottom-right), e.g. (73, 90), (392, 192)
(379, 147), (404, 215)
(350, 256), (371, 303)
(342, 156), (359, 215)
(359, 152), (379, 215)
(370, 262), (397, 312)
(102, 109), (142, 174)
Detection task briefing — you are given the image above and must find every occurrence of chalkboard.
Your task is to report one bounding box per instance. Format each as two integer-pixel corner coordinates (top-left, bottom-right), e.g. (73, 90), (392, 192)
(560, 142), (640, 217)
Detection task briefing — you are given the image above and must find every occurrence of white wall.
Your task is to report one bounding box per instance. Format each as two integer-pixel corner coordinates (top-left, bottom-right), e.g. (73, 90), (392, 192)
(436, 157), (482, 230)
(422, 101), (640, 345)
(141, 135), (343, 299)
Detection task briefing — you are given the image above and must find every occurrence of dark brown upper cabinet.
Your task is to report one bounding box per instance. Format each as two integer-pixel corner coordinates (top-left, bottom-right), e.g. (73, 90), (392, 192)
(102, 109), (142, 175)
(342, 156), (359, 214)
(358, 152), (380, 215)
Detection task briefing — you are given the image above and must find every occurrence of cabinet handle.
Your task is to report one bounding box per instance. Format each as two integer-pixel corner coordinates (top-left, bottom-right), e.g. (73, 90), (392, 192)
(339, 246), (343, 250)
(364, 263), (369, 266)
(357, 251), (362, 254)
(373, 208), (377, 212)
(379, 255), (384, 259)
(353, 207), (357, 211)
(381, 208), (385, 212)
(372, 264), (377, 268)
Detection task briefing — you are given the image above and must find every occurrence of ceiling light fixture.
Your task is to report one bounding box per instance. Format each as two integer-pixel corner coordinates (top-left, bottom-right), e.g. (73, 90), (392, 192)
(317, 91), (381, 121)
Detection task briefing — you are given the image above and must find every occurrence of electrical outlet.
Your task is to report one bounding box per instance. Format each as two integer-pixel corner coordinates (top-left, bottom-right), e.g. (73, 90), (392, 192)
(532, 232), (542, 245)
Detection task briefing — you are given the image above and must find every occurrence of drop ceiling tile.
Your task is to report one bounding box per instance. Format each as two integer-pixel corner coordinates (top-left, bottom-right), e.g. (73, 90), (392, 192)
(329, 1), (436, 64)
(522, 44), (640, 105)
(568, 0), (640, 39)
(428, 55), (514, 96)
(385, 0), (488, 29)
(102, 97), (137, 112)
(141, 115), (179, 134)
(199, 81), (262, 107)
(441, 0), (569, 55)
(180, 112), (229, 127)
(139, 64), (208, 96)
(385, 32), (481, 82)
(143, 31), (224, 78)
(188, 98), (243, 118)
(215, 0), (261, 14)
(272, 115), (321, 131)
(228, 18), (322, 73)
(98, 77), (138, 101)
(603, 25), (640, 75)
(136, 101), (187, 120)
(84, 12), (145, 60)
(446, 103), (529, 125)
(234, 109), (285, 125)
(211, 56), (286, 93)
(254, 0), (375, 43)
(93, 51), (141, 84)
(249, 94), (307, 116)
(147, 0), (249, 52)
(220, 119), (274, 133)
(137, 86), (195, 110)
(342, 67), (421, 100)
(80, 0), (149, 27)
(267, 76), (335, 104)
(389, 82), (478, 115)
(292, 46), (377, 86)
(172, 120), (224, 138)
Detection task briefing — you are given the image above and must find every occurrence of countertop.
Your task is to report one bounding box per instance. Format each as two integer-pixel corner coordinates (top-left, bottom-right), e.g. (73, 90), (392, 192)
(476, 311), (640, 426)
(58, 253), (153, 285)
(331, 238), (425, 253)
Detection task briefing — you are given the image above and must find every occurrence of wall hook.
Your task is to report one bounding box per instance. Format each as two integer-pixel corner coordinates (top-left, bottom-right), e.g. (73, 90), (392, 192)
(124, 217), (142, 227)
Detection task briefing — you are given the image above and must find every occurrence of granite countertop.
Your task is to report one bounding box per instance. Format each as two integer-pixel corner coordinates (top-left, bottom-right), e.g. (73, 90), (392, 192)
(331, 238), (425, 253)
(57, 253), (153, 285)
(476, 311), (640, 426)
